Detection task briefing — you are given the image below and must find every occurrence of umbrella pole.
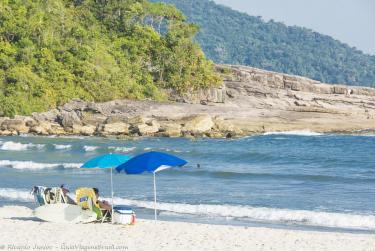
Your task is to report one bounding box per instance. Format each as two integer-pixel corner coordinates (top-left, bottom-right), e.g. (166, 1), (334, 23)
(111, 167), (114, 224)
(153, 172), (157, 221)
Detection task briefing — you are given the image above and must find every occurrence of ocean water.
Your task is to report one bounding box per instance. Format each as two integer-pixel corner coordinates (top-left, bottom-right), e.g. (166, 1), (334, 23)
(0, 133), (374, 232)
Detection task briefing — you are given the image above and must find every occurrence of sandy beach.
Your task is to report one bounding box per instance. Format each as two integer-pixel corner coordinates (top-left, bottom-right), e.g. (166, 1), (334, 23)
(0, 206), (374, 251)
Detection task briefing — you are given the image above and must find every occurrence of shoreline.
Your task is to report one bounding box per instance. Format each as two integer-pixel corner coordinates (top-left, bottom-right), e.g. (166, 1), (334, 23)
(0, 206), (374, 251)
(2, 129), (375, 142)
(2, 189), (375, 235)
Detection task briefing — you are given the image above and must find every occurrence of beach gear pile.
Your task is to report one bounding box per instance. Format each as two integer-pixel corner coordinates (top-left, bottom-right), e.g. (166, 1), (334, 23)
(31, 186), (135, 224)
(30, 151), (187, 224)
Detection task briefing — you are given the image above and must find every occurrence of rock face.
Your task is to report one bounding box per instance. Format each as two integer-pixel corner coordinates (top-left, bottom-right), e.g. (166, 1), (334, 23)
(170, 86), (226, 104)
(1, 65), (375, 138)
(221, 65), (375, 97)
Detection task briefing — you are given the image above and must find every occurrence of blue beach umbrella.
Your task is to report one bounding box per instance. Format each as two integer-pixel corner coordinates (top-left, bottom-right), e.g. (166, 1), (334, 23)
(116, 151), (187, 220)
(81, 153), (131, 221)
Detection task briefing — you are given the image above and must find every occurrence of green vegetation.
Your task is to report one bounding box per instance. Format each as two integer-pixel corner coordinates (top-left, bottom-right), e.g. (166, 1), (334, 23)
(0, 0), (220, 117)
(154, 0), (375, 87)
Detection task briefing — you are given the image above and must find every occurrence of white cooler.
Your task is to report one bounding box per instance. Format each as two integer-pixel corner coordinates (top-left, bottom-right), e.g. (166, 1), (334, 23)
(113, 205), (136, 225)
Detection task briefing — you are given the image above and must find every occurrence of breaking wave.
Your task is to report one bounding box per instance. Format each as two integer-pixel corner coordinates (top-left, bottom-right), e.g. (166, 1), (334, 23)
(1, 187), (375, 230)
(108, 197), (375, 230)
(264, 130), (323, 136)
(0, 160), (81, 170)
(0, 141), (45, 151)
(53, 144), (72, 150)
(83, 146), (99, 152)
(108, 146), (136, 153)
(0, 188), (34, 202)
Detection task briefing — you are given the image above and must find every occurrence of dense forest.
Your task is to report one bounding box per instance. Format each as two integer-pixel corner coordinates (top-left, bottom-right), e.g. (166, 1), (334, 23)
(0, 0), (220, 116)
(154, 0), (375, 87)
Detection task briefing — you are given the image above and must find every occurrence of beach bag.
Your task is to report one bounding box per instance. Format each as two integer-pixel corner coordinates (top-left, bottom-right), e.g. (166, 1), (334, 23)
(76, 188), (102, 220)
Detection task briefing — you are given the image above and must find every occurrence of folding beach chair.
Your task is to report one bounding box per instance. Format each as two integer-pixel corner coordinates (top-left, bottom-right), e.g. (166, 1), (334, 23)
(31, 186), (68, 206)
(75, 187), (110, 223)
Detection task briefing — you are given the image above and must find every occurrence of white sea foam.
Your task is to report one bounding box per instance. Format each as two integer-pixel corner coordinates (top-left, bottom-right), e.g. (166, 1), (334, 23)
(53, 144), (72, 150)
(107, 197), (375, 230)
(46, 135), (86, 139)
(0, 160), (81, 170)
(83, 146), (99, 152)
(159, 148), (187, 153)
(0, 141), (45, 151)
(143, 147), (152, 151)
(0, 188), (34, 202)
(108, 146), (136, 153)
(264, 130), (323, 136)
(61, 163), (82, 169)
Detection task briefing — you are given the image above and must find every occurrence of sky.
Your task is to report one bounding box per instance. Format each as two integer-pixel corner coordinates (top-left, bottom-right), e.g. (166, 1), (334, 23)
(213, 0), (375, 55)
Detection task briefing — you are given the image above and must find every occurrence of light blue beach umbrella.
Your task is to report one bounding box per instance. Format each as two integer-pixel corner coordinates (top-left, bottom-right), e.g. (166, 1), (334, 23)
(116, 151), (187, 220)
(81, 153), (131, 221)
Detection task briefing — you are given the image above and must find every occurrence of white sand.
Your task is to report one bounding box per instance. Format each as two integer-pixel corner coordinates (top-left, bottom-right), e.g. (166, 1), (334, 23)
(0, 206), (374, 251)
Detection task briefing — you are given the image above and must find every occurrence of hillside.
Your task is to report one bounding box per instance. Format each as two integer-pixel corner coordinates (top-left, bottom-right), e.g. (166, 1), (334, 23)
(0, 0), (220, 117)
(153, 0), (375, 87)
(1, 64), (375, 138)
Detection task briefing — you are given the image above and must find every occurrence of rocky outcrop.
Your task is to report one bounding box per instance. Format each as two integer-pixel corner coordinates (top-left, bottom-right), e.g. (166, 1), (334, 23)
(220, 65), (375, 97)
(1, 65), (375, 138)
(1, 118), (29, 134)
(99, 122), (130, 136)
(72, 124), (96, 136)
(182, 115), (214, 135)
(158, 123), (182, 137)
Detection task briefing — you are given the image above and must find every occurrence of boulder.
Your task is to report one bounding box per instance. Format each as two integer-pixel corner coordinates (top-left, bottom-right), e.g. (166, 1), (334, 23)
(32, 109), (59, 122)
(100, 122), (129, 135)
(213, 117), (243, 137)
(127, 116), (147, 125)
(25, 119), (38, 128)
(214, 117), (235, 132)
(136, 120), (160, 136)
(48, 123), (66, 135)
(159, 123), (182, 137)
(206, 131), (226, 138)
(105, 115), (129, 124)
(85, 102), (103, 113)
(0, 130), (17, 136)
(30, 121), (65, 135)
(72, 124), (96, 136)
(29, 121), (52, 135)
(1, 119), (29, 134)
(81, 111), (107, 126)
(58, 111), (82, 128)
(29, 125), (49, 135)
(182, 115), (214, 134)
(60, 99), (88, 112)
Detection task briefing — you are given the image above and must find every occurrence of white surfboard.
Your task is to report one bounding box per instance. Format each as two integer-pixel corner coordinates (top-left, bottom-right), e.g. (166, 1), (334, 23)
(34, 204), (97, 223)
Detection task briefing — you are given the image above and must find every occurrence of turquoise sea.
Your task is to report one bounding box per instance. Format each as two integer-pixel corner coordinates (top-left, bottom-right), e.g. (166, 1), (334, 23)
(0, 132), (374, 232)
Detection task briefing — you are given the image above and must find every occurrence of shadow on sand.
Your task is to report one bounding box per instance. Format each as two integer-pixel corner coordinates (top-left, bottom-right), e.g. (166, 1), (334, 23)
(8, 216), (43, 222)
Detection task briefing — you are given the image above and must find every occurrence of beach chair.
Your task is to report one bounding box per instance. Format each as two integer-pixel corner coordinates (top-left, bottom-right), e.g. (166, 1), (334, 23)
(31, 186), (68, 206)
(75, 187), (110, 223)
(31, 186), (47, 206)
